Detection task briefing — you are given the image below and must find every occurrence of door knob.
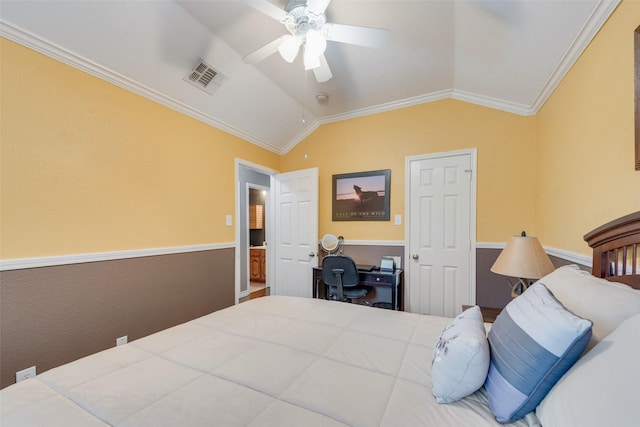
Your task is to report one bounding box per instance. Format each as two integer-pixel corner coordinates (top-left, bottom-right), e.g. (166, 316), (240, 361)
(412, 253), (419, 260)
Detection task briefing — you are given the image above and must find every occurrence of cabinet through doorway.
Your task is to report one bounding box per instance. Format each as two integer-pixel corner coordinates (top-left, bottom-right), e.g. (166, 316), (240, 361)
(250, 248), (266, 283)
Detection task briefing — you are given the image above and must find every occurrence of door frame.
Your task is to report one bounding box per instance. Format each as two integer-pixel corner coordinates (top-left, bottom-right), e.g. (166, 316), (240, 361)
(404, 148), (478, 312)
(234, 159), (278, 304)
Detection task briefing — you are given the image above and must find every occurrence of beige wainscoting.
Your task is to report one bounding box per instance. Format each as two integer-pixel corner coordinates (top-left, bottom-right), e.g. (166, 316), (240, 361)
(0, 248), (234, 389)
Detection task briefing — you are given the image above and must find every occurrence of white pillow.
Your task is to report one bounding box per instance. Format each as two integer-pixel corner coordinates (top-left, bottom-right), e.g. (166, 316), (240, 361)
(431, 306), (490, 403)
(537, 312), (640, 427)
(538, 264), (640, 350)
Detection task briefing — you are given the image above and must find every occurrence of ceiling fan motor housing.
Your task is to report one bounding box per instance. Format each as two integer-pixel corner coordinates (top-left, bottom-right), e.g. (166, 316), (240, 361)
(284, 0), (326, 36)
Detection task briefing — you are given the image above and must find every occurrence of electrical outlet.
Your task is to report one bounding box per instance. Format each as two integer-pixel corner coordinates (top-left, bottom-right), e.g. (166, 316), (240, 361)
(116, 335), (128, 346)
(16, 366), (36, 383)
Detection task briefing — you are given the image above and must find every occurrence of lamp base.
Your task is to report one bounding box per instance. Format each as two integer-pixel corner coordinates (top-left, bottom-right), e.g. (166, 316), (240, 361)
(511, 278), (531, 298)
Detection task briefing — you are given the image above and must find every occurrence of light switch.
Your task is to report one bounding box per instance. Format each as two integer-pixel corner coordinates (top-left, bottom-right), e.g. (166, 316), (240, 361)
(225, 215), (232, 226)
(394, 214), (402, 225)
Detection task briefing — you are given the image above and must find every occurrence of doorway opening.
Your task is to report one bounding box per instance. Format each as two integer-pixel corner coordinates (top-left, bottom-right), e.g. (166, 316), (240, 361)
(235, 160), (275, 304)
(245, 186), (269, 301)
(235, 161), (319, 303)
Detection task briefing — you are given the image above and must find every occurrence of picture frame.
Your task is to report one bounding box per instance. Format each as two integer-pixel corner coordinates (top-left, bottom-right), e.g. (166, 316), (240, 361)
(332, 169), (390, 221)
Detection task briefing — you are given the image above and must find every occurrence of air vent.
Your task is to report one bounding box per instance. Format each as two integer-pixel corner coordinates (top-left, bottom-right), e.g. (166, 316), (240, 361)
(184, 59), (226, 95)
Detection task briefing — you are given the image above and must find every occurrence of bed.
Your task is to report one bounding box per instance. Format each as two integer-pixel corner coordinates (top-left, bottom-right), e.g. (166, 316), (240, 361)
(1, 212), (639, 427)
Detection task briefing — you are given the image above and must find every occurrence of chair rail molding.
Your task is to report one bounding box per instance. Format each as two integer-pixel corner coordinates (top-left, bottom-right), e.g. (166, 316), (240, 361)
(477, 242), (590, 267)
(0, 243), (235, 271)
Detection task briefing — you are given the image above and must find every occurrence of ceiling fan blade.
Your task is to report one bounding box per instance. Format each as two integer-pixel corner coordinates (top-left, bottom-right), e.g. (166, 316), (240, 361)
(243, 35), (289, 64)
(306, 0), (331, 16)
(313, 54), (332, 83)
(324, 23), (391, 48)
(245, 0), (288, 22)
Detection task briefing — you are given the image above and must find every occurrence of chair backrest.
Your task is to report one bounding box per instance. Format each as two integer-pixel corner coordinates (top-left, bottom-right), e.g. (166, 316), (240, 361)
(322, 255), (359, 288)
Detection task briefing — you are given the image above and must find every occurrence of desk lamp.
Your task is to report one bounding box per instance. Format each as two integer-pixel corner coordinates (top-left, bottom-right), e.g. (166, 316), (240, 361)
(491, 231), (555, 298)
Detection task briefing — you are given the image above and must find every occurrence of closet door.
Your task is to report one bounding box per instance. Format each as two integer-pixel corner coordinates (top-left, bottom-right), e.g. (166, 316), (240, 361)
(406, 150), (476, 316)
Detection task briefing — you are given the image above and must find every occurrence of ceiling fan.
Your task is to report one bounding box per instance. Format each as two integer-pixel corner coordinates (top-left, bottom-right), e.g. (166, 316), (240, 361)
(243, 0), (391, 83)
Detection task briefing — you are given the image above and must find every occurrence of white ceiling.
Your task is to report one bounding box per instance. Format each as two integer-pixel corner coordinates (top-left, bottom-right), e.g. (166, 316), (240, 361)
(0, 0), (619, 154)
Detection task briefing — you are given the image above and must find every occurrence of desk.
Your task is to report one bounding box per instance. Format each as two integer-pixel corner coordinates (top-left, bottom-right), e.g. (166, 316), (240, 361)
(312, 268), (404, 311)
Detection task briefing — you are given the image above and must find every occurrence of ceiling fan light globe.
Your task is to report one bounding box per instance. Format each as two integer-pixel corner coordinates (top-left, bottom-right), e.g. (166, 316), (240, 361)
(278, 35), (301, 63)
(305, 29), (327, 57)
(303, 51), (321, 70)
(304, 53), (321, 70)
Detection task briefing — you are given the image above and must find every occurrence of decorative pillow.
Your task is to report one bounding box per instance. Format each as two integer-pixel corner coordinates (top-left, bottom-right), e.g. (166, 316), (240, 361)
(431, 305), (490, 403)
(538, 264), (640, 351)
(536, 312), (640, 427)
(484, 283), (592, 423)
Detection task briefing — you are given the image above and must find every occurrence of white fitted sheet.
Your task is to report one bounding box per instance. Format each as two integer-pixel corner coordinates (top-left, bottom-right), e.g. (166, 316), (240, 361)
(1, 296), (538, 426)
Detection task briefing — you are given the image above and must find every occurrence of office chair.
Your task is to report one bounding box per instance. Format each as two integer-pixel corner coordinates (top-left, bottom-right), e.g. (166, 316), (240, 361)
(322, 255), (369, 303)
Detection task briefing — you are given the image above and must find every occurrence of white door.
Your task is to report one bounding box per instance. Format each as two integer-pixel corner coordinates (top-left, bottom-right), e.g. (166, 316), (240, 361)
(272, 167), (319, 297)
(406, 149), (476, 316)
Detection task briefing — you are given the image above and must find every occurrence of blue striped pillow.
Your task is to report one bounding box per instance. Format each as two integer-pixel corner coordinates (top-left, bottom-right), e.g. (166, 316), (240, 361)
(485, 283), (592, 422)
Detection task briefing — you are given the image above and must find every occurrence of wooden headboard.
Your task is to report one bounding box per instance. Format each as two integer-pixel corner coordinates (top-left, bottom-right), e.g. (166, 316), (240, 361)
(584, 211), (640, 289)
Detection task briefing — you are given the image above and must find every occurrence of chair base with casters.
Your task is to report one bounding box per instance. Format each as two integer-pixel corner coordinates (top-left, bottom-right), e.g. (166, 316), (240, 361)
(326, 284), (369, 303)
(322, 255), (370, 305)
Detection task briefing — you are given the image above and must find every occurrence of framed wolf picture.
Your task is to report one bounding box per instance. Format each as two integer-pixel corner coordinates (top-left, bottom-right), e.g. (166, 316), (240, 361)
(332, 169), (390, 221)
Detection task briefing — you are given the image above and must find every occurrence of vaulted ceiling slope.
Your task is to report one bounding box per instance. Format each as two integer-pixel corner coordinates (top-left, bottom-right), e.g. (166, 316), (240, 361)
(0, 0), (620, 154)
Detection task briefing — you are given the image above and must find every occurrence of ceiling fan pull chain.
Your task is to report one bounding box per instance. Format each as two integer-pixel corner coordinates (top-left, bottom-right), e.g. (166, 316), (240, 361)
(302, 68), (307, 125)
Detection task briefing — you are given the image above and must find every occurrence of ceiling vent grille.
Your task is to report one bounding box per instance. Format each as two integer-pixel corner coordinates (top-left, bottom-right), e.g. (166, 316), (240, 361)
(184, 59), (226, 95)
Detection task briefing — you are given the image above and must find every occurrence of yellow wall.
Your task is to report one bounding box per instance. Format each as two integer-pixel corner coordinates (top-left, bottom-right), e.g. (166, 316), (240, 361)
(282, 0), (639, 253)
(0, 38), (279, 259)
(536, 0), (640, 254)
(281, 99), (538, 242)
(2, 0), (638, 260)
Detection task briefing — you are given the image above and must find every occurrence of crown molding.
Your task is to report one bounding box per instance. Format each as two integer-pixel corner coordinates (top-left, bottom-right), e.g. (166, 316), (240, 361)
(529, 0), (621, 112)
(0, 243), (235, 271)
(2, 0), (620, 155)
(0, 21), (283, 155)
(451, 90), (535, 116)
(279, 90), (454, 154)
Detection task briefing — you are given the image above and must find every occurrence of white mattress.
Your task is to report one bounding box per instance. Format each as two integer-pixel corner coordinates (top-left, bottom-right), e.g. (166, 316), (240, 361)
(1, 296), (537, 426)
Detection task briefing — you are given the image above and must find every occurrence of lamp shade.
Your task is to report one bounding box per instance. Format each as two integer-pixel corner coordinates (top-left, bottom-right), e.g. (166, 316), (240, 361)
(491, 235), (555, 279)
